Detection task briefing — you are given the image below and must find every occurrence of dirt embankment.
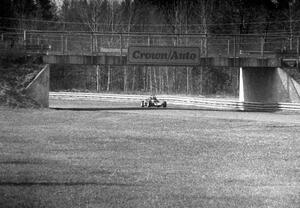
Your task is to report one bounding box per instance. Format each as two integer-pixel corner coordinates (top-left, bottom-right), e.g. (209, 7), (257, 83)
(0, 55), (43, 108)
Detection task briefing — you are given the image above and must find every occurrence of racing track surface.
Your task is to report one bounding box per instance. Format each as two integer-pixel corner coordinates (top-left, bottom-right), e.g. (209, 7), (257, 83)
(0, 99), (299, 208)
(50, 99), (300, 124)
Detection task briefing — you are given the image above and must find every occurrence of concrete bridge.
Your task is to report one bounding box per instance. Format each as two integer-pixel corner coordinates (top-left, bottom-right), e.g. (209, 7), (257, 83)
(2, 30), (299, 67)
(43, 53), (281, 68)
(2, 31), (300, 109)
(39, 54), (300, 109)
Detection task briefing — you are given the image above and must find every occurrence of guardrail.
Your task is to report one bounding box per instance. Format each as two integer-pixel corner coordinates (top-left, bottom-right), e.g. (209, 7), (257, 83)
(49, 92), (300, 111)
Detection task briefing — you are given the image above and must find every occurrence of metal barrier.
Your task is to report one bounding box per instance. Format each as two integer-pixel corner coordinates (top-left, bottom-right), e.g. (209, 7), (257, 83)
(49, 92), (300, 111)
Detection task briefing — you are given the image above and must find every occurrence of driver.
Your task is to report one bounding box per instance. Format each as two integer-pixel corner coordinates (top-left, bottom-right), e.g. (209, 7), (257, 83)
(150, 95), (158, 101)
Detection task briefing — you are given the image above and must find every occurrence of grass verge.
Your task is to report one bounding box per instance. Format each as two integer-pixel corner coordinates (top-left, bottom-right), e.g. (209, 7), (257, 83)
(0, 104), (299, 208)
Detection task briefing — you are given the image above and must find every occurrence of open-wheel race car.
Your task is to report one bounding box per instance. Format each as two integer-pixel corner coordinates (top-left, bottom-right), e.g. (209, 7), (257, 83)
(141, 95), (167, 108)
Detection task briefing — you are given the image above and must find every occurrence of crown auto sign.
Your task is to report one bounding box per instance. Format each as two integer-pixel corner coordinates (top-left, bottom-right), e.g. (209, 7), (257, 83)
(128, 46), (200, 65)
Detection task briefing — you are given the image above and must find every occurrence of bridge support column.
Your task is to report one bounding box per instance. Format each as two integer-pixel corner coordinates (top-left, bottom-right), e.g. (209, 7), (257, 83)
(239, 67), (300, 110)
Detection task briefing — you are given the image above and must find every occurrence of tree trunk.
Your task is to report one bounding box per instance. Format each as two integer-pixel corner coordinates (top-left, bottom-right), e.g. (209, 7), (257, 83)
(149, 66), (153, 93)
(159, 67), (164, 93)
(186, 67), (189, 94)
(153, 67), (158, 94)
(123, 66), (128, 92)
(94, 35), (98, 52)
(107, 65), (111, 91)
(166, 67), (169, 94)
(143, 67), (146, 91)
(172, 67), (176, 92)
(132, 66), (136, 91)
(96, 65), (100, 92)
(85, 69), (88, 90)
(200, 66), (203, 95)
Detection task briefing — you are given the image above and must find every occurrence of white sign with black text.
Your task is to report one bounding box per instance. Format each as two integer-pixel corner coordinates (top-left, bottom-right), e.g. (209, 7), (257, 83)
(128, 46), (200, 66)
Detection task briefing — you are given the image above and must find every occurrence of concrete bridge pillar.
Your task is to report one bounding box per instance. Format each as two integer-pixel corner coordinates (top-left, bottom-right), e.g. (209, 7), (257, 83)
(239, 67), (300, 104)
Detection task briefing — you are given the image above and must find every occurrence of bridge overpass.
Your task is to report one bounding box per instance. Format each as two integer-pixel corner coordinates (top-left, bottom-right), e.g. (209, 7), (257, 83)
(1, 31), (300, 108)
(44, 54), (281, 68)
(1, 30), (299, 67)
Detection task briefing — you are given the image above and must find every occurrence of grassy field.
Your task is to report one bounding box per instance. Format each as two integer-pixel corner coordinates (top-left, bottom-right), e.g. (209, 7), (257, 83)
(0, 100), (299, 208)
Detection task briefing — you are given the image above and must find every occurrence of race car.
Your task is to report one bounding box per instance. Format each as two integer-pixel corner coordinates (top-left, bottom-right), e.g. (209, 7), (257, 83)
(141, 95), (167, 108)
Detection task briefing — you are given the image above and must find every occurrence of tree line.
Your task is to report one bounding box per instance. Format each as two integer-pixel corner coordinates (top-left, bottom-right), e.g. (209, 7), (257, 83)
(2, 0), (299, 35)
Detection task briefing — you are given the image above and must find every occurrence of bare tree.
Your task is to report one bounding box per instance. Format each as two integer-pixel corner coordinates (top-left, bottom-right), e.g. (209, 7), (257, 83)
(120, 0), (138, 92)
